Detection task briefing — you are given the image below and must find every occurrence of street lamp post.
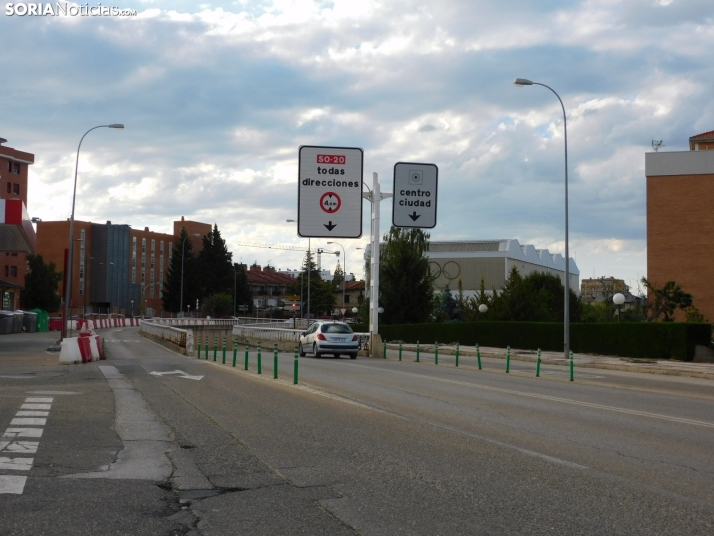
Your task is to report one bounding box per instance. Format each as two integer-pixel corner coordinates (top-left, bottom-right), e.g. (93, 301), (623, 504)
(513, 78), (570, 362)
(62, 123), (124, 340)
(327, 241), (346, 318)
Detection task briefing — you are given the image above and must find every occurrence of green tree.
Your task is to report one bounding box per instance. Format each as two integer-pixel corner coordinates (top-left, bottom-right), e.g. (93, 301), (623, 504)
(438, 284), (464, 322)
(286, 250), (336, 318)
(464, 276), (493, 321)
(199, 224), (234, 297)
(379, 227), (433, 324)
(162, 228), (202, 313)
(233, 263), (252, 315)
(489, 268), (581, 322)
(202, 292), (233, 317)
(642, 278), (693, 322)
(332, 261), (344, 292)
(21, 254), (62, 312)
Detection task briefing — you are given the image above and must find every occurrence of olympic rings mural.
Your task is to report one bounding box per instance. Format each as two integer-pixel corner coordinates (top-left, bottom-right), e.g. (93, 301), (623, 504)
(428, 260), (461, 282)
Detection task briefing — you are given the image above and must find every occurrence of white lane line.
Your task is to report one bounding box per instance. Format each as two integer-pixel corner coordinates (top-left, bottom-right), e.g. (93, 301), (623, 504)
(21, 404), (51, 410)
(0, 475), (27, 494)
(25, 398), (53, 403)
(15, 411), (49, 417)
(352, 364), (714, 429)
(27, 391), (80, 395)
(0, 441), (39, 454)
(0, 458), (34, 471)
(3, 428), (43, 438)
(10, 418), (46, 426)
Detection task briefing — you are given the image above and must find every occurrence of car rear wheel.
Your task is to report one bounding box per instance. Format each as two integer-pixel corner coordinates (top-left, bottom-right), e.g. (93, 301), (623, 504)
(349, 353), (357, 360)
(313, 343), (322, 359)
(298, 343), (306, 357)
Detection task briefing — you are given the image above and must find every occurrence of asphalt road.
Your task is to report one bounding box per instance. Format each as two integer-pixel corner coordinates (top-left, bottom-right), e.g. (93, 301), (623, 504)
(1, 328), (713, 535)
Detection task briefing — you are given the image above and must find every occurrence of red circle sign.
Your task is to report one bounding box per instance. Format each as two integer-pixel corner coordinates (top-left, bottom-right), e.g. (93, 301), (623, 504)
(320, 192), (341, 213)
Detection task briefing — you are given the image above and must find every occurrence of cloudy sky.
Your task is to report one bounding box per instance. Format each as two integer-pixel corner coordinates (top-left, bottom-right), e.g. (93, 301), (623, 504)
(2, 0), (712, 291)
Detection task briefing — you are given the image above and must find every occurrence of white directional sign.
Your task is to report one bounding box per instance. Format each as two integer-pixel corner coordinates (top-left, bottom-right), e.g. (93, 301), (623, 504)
(298, 146), (363, 238)
(392, 162), (438, 228)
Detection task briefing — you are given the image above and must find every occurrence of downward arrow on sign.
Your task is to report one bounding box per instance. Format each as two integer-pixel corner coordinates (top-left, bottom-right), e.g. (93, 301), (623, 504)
(324, 221), (337, 231)
(409, 212), (421, 221)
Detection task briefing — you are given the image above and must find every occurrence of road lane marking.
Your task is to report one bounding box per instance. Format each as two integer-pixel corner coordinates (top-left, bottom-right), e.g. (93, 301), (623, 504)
(10, 418), (46, 426)
(3, 428), (43, 438)
(150, 370), (204, 381)
(0, 457), (34, 470)
(0, 397), (52, 494)
(0, 441), (39, 454)
(352, 364), (714, 429)
(28, 391), (81, 395)
(0, 475), (27, 494)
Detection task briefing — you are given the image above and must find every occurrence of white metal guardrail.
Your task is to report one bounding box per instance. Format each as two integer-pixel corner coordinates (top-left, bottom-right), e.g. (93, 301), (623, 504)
(232, 323), (370, 349)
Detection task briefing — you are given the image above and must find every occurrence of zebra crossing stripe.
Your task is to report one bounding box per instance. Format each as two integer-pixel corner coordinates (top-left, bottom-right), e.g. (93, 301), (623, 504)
(0, 475), (27, 494)
(1, 396), (53, 494)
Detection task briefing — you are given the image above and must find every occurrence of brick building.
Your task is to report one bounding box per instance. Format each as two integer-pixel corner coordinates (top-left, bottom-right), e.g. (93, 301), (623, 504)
(0, 139), (35, 310)
(646, 130), (714, 321)
(246, 264), (296, 313)
(36, 217), (211, 317)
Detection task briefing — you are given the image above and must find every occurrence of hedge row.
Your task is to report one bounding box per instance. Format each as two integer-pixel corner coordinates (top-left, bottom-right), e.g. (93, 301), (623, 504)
(353, 322), (712, 361)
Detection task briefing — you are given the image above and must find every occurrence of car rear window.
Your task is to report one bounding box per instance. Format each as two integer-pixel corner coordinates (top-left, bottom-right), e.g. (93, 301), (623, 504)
(321, 323), (353, 334)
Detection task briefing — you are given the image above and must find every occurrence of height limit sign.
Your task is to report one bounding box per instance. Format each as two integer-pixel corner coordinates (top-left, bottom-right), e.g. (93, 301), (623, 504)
(392, 162), (438, 228)
(298, 146), (363, 238)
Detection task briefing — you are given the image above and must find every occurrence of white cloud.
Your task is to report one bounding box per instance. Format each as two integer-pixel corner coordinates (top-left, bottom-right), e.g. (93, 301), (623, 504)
(3, 0), (714, 288)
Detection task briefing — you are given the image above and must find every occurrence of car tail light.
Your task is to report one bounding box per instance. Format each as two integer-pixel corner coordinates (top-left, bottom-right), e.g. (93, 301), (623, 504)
(352, 335), (358, 341)
(317, 333), (327, 340)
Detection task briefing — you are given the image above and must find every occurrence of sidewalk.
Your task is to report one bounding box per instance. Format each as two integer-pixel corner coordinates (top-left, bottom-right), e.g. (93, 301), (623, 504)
(385, 343), (714, 380)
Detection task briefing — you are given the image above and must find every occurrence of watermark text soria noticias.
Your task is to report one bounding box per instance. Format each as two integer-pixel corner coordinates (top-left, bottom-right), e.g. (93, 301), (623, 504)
(5, 2), (137, 16)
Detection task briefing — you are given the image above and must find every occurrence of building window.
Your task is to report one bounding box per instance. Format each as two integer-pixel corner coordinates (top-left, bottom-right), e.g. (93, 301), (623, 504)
(132, 237), (137, 284)
(5, 182), (9, 194)
(6, 161), (10, 173)
(79, 229), (85, 295)
(13, 163), (20, 174)
(11, 266), (17, 277)
(12, 183), (19, 195)
(159, 241), (164, 296)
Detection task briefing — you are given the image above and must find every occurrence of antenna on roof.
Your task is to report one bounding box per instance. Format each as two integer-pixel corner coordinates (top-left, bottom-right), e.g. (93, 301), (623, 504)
(652, 140), (664, 152)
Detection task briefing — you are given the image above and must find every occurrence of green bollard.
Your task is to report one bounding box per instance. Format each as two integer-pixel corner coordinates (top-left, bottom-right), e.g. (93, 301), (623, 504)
(476, 343), (482, 370)
(197, 336), (202, 358)
(232, 338), (238, 367)
(416, 340), (420, 362)
(399, 342), (402, 361)
(257, 342), (262, 374)
(455, 342), (459, 367)
(435, 341), (439, 365)
(213, 337), (218, 362)
(506, 346), (511, 373)
(274, 344), (278, 379)
(294, 353), (299, 385)
(536, 348), (541, 377)
(245, 341), (249, 370)
(570, 350), (574, 381)
(205, 339), (209, 360)
(222, 337), (227, 364)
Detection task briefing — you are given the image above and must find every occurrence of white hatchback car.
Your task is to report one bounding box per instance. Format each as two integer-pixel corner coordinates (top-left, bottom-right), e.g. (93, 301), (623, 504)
(298, 321), (359, 359)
